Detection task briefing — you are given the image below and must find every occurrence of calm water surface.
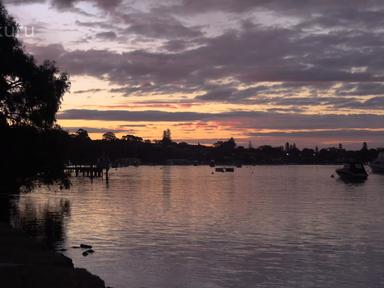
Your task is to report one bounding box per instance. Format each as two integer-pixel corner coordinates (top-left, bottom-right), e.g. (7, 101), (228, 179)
(10, 166), (384, 288)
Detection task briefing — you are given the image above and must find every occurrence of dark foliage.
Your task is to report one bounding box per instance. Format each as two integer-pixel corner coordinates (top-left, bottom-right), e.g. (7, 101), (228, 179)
(1, 3), (69, 129)
(0, 126), (70, 191)
(0, 2), (70, 192)
(63, 131), (380, 166)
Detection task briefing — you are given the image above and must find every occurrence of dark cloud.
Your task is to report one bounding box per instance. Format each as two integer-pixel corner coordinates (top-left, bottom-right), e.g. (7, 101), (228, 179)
(117, 12), (204, 40)
(197, 86), (238, 101)
(157, 0), (384, 17)
(196, 81), (384, 105)
(72, 88), (105, 94)
(332, 97), (384, 110)
(27, 43), (67, 63)
(4, 0), (45, 4)
(249, 129), (384, 139)
(162, 39), (194, 52)
(75, 20), (115, 30)
(196, 84), (297, 102)
(64, 126), (127, 133)
(95, 31), (117, 40)
(266, 107), (305, 113)
(109, 82), (204, 97)
(58, 109), (210, 122)
(336, 83), (384, 97)
(28, 21), (384, 93)
(58, 109), (384, 130)
(19, 0), (384, 104)
(8, 0), (384, 143)
(5, 0), (122, 10)
(246, 129), (384, 148)
(7, 0), (384, 15)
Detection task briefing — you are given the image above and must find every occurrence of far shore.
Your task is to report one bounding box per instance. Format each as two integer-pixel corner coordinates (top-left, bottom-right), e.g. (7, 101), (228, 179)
(0, 222), (107, 288)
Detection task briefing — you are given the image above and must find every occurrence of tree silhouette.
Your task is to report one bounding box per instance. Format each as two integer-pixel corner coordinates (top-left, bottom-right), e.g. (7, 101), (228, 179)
(214, 138), (236, 150)
(102, 131), (117, 141)
(122, 134), (143, 142)
(0, 3), (71, 192)
(161, 129), (172, 144)
(0, 3), (70, 128)
(74, 128), (90, 140)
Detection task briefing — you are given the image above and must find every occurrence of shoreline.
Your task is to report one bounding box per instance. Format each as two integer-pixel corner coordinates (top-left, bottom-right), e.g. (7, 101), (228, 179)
(0, 222), (107, 288)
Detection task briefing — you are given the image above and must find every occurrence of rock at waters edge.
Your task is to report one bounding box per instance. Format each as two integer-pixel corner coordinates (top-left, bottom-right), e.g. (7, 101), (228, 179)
(0, 223), (106, 288)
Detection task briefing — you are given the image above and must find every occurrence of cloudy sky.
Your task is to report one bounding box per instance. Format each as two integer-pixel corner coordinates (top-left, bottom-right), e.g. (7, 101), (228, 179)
(4, 0), (384, 148)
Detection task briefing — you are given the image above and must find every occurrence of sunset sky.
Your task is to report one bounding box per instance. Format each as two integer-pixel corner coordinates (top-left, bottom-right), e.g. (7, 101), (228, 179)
(4, 0), (384, 148)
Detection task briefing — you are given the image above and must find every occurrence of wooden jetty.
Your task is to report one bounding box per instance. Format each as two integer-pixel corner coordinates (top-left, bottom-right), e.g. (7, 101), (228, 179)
(64, 165), (108, 178)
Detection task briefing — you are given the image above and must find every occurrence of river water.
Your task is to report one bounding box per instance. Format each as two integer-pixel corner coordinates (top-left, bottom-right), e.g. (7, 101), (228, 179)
(9, 166), (384, 288)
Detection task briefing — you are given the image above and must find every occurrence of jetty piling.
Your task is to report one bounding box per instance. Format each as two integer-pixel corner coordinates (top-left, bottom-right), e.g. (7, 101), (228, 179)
(64, 165), (108, 178)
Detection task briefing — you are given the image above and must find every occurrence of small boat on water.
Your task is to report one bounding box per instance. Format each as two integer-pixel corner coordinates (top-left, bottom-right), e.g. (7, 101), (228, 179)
(215, 167), (235, 173)
(370, 152), (384, 174)
(336, 162), (368, 181)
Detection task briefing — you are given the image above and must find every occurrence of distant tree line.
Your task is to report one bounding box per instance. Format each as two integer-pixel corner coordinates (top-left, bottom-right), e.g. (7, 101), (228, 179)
(61, 129), (380, 167)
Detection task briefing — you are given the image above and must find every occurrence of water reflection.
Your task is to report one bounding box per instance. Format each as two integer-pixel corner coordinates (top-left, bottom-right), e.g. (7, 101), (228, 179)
(6, 166), (384, 288)
(337, 177), (368, 185)
(162, 166), (172, 211)
(9, 191), (70, 249)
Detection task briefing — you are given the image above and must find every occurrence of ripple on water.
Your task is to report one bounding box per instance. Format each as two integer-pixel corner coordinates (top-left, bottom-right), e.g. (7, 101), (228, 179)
(11, 166), (384, 288)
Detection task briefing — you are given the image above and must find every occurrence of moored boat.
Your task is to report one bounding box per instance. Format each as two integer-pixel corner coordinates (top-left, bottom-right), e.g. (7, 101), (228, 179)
(336, 162), (368, 181)
(215, 167), (235, 173)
